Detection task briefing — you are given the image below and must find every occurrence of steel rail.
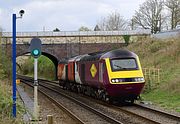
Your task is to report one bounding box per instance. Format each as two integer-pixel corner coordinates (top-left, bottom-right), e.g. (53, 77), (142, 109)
(134, 104), (180, 122)
(42, 81), (160, 124)
(18, 75), (180, 124)
(39, 83), (124, 124)
(19, 76), (124, 124)
(20, 79), (85, 124)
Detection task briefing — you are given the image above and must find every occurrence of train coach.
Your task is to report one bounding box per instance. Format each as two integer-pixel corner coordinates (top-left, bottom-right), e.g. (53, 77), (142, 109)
(57, 49), (145, 103)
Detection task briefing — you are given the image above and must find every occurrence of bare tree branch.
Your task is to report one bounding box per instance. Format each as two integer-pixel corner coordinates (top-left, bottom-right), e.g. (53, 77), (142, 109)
(97, 12), (128, 31)
(165, 0), (180, 29)
(133, 0), (165, 33)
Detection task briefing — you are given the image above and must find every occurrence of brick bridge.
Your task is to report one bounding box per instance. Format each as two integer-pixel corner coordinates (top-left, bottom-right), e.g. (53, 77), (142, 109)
(1, 30), (150, 78)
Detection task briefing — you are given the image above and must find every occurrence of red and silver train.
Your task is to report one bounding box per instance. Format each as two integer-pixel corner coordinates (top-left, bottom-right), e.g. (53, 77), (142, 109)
(57, 49), (145, 103)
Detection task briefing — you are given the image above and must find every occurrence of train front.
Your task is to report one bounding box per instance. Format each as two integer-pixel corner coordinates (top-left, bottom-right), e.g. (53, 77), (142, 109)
(102, 49), (145, 102)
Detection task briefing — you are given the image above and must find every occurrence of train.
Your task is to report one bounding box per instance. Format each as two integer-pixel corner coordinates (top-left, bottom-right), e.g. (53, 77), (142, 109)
(57, 49), (145, 103)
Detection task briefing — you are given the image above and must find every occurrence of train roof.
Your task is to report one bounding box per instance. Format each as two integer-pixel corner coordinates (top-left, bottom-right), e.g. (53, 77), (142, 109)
(80, 49), (137, 61)
(58, 59), (68, 64)
(101, 49), (137, 59)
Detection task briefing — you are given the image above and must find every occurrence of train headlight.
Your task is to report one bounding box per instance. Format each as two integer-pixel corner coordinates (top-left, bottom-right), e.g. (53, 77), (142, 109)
(135, 77), (144, 82)
(115, 79), (119, 83)
(112, 79), (115, 83)
(111, 78), (124, 83)
(140, 77), (145, 82)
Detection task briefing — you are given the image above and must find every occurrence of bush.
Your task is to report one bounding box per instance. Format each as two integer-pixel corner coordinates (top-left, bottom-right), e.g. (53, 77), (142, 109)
(20, 55), (55, 80)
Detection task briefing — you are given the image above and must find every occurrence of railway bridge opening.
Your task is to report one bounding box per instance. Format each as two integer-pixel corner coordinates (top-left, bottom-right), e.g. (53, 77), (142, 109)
(17, 51), (58, 80)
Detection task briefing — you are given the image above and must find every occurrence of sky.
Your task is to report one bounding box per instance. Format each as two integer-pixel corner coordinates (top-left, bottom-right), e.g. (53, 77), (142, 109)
(0, 0), (145, 32)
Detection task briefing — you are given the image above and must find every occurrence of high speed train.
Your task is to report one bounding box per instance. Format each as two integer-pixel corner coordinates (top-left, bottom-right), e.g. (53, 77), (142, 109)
(57, 49), (145, 103)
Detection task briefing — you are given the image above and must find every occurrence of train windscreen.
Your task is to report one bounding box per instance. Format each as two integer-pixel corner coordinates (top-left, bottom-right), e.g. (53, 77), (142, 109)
(110, 58), (138, 71)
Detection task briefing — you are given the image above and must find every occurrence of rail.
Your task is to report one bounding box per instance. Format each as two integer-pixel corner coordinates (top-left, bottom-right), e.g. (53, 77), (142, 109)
(19, 76), (124, 124)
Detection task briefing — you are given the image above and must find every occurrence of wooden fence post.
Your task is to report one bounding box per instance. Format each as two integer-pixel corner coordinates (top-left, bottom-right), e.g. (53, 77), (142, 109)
(47, 115), (53, 124)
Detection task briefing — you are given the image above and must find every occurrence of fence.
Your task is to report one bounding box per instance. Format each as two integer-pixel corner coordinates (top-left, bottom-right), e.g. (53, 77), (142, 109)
(143, 68), (161, 92)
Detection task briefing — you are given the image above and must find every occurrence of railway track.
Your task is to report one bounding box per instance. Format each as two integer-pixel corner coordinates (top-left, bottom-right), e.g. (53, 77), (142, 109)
(18, 75), (180, 124)
(19, 76), (124, 124)
(133, 104), (180, 123)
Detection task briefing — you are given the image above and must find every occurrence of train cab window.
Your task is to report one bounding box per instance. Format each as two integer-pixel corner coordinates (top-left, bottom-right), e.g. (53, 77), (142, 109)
(110, 58), (138, 71)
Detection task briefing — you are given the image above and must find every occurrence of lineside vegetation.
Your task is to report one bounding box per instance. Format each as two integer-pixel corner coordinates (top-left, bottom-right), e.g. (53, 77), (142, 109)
(0, 45), (25, 123)
(127, 38), (180, 112)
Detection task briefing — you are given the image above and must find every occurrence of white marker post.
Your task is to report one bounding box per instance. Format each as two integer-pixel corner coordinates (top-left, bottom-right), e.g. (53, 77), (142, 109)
(34, 58), (38, 121)
(29, 38), (42, 121)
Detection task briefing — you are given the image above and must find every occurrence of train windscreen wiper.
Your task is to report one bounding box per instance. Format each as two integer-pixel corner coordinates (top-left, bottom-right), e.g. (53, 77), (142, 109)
(114, 65), (127, 70)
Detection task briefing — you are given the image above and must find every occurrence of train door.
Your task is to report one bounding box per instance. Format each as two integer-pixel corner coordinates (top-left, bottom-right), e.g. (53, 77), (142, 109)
(99, 61), (104, 83)
(65, 65), (68, 81)
(81, 64), (85, 82)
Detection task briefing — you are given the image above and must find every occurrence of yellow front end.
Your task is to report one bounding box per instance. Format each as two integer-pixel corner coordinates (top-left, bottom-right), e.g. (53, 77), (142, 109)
(103, 56), (145, 100)
(105, 57), (145, 84)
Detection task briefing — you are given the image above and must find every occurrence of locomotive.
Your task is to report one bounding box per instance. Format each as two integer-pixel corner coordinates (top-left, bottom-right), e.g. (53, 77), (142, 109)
(57, 49), (145, 103)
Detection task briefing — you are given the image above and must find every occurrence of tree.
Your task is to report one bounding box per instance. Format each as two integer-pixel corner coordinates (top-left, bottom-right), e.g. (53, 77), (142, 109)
(165, 0), (180, 29)
(133, 0), (165, 33)
(78, 26), (91, 31)
(94, 25), (101, 31)
(97, 12), (127, 31)
(53, 28), (60, 32)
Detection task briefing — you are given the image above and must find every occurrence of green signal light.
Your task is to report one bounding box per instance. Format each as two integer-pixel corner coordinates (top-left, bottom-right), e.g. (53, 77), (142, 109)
(32, 49), (40, 56)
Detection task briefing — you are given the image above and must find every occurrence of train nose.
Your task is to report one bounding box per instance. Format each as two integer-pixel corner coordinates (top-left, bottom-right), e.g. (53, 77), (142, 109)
(125, 86), (133, 90)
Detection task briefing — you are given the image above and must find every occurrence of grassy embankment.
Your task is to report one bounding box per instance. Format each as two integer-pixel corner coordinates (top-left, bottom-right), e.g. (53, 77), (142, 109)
(0, 48), (25, 123)
(127, 38), (180, 112)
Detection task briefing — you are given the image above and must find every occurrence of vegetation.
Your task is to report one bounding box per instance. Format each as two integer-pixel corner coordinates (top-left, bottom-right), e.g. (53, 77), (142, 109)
(20, 55), (55, 80)
(97, 12), (127, 31)
(53, 28), (60, 32)
(78, 26), (92, 31)
(96, 0), (180, 32)
(0, 47), (25, 123)
(127, 38), (180, 112)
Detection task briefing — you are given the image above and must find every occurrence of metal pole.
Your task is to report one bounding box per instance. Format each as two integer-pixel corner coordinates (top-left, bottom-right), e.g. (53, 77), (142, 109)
(12, 13), (16, 118)
(34, 58), (38, 121)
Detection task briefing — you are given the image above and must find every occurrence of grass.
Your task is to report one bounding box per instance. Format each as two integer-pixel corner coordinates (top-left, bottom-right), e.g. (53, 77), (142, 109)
(0, 76), (25, 123)
(0, 48), (25, 123)
(127, 38), (180, 112)
(142, 90), (180, 112)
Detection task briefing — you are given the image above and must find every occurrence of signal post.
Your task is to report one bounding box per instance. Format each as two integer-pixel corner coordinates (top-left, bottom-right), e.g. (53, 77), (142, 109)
(29, 38), (42, 121)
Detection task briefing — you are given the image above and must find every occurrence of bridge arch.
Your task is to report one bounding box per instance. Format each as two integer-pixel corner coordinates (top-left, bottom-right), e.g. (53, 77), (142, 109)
(17, 51), (58, 80)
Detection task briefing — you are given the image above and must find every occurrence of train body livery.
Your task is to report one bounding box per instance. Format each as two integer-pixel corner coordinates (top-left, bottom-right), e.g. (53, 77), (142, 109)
(57, 49), (145, 103)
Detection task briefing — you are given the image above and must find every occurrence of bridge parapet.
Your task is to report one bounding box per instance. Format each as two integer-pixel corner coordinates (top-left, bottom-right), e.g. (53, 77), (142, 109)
(2, 29), (151, 38)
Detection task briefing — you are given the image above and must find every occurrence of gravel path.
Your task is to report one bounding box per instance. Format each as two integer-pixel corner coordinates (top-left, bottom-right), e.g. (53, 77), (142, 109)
(20, 84), (75, 124)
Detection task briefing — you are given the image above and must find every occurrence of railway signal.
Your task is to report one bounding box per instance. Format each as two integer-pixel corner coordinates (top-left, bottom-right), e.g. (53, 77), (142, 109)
(29, 38), (42, 58)
(29, 38), (42, 121)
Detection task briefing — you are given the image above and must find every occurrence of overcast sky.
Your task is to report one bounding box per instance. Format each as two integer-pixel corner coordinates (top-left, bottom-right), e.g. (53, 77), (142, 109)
(0, 0), (145, 32)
